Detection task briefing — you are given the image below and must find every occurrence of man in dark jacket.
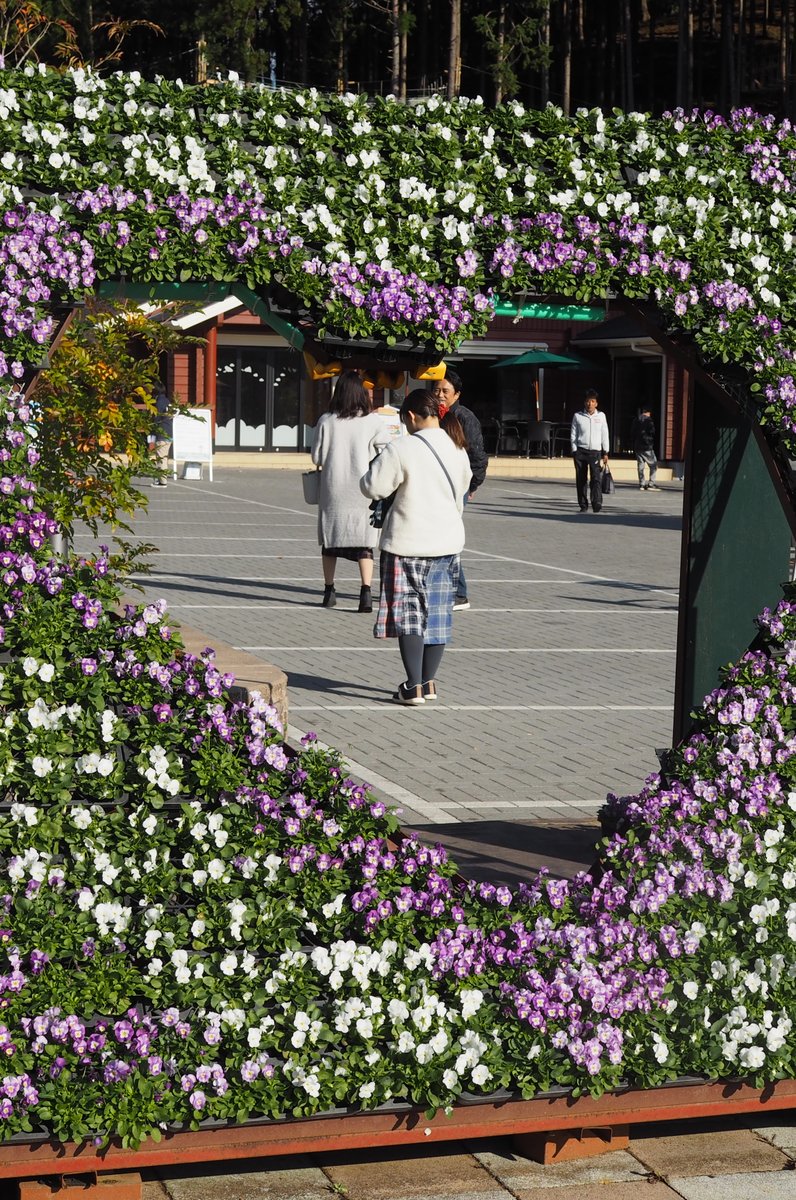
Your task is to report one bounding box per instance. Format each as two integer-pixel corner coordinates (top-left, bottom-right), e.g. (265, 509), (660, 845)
(430, 369), (488, 610)
(631, 405), (659, 490)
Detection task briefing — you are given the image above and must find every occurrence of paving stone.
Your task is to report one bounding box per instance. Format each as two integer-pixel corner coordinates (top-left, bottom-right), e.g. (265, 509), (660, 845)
(629, 1127), (789, 1177)
(142, 1182), (171, 1200)
(753, 1121), (796, 1156)
(473, 1142), (650, 1190)
(667, 1172), (796, 1200)
(320, 1145), (509, 1200)
(499, 1186), (680, 1200)
(161, 1159), (331, 1200)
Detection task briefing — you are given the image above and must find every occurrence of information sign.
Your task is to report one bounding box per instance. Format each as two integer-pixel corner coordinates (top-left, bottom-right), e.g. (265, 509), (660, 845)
(172, 408), (214, 481)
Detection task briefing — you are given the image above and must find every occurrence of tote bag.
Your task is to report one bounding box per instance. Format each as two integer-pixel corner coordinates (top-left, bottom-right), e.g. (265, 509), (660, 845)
(302, 468), (320, 505)
(601, 466), (615, 496)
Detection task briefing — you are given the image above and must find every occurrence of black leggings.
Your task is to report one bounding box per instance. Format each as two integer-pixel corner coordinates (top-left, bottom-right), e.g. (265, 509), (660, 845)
(398, 634), (445, 689)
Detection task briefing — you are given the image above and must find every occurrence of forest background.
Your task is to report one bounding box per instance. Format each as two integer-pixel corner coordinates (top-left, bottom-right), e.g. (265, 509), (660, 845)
(5, 1), (796, 119)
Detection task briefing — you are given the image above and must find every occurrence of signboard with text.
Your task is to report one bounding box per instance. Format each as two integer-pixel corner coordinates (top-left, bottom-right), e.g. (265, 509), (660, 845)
(172, 408), (214, 481)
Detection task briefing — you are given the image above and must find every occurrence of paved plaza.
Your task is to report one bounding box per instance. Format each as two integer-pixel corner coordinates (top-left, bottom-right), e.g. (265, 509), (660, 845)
(80, 467), (683, 835)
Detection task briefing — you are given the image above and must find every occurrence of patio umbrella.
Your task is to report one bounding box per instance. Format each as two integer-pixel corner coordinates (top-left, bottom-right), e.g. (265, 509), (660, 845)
(490, 350), (588, 367)
(490, 348), (594, 422)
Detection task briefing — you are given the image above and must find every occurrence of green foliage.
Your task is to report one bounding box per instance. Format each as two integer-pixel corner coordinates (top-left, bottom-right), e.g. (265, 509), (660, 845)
(30, 301), (196, 539)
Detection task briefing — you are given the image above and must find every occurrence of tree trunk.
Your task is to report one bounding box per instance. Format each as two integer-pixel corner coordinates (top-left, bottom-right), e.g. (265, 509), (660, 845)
(779, 0), (789, 114)
(336, 3), (348, 93)
(736, 0), (745, 106)
(647, 2), (656, 112)
(494, 0), (506, 105)
(623, 0), (634, 109)
(399, 0), (408, 99)
(416, 0), (429, 92)
(561, 0), (571, 113)
(676, 0), (693, 108)
(448, 0), (461, 98)
(295, 0), (309, 87)
(81, 0), (95, 63)
(391, 0), (400, 95)
(541, 0), (550, 105)
(720, 0), (735, 112)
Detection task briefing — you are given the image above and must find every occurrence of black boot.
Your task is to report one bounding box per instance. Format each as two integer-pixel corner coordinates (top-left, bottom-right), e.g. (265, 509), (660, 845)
(358, 585), (373, 613)
(322, 585), (336, 608)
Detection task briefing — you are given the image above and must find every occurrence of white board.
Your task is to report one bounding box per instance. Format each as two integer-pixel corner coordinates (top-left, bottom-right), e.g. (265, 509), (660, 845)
(172, 408), (214, 481)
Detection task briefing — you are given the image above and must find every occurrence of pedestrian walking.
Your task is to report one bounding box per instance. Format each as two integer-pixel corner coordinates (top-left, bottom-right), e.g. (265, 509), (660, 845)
(631, 404), (659, 490)
(360, 390), (471, 706)
(311, 371), (389, 612)
(570, 389), (610, 513)
(151, 387), (172, 487)
(429, 369), (487, 610)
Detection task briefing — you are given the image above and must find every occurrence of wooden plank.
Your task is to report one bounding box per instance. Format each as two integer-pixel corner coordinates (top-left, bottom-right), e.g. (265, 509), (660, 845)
(2, 1079), (796, 1181)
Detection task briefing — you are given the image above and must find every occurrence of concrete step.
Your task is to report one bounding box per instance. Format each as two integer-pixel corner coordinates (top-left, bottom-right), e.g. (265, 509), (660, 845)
(199, 452), (678, 483)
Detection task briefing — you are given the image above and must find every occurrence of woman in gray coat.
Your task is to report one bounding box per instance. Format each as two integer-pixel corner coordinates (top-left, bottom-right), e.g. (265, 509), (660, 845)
(311, 371), (388, 612)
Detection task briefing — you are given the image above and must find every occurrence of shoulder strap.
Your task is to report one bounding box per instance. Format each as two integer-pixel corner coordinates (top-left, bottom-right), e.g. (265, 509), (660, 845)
(415, 434), (458, 500)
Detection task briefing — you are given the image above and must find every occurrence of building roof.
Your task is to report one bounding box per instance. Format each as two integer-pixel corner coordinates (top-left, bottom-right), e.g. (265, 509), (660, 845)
(572, 315), (660, 348)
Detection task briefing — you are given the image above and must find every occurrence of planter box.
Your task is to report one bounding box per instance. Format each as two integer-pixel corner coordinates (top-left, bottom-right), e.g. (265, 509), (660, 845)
(3, 1076), (796, 1183)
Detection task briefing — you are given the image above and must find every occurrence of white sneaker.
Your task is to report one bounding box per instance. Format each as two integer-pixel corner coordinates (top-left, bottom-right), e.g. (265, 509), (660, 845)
(453, 597), (470, 611)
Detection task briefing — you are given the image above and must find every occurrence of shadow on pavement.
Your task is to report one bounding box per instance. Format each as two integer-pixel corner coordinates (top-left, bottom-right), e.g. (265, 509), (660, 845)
(134, 572), (320, 604)
(473, 504), (683, 531)
(286, 671), (385, 699)
(410, 820), (603, 885)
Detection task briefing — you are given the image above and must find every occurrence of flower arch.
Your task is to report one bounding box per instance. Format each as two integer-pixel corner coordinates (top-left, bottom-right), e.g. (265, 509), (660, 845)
(1, 66), (796, 446)
(1, 66), (796, 1152)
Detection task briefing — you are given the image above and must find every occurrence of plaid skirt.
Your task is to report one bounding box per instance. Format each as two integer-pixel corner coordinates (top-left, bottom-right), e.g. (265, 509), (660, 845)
(374, 551), (460, 643)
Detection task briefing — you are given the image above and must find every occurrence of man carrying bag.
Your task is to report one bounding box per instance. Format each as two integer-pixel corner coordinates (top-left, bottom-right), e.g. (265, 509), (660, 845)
(570, 388), (610, 513)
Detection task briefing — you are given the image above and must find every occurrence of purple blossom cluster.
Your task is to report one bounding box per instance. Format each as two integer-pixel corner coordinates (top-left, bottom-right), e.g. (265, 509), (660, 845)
(0, 210), (94, 378)
(324, 260), (491, 338)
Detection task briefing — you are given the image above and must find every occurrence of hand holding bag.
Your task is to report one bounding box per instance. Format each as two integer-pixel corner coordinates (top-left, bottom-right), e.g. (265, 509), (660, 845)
(601, 465), (615, 495)
(368, 492), (396, 528)
(302, 467), (320, 505)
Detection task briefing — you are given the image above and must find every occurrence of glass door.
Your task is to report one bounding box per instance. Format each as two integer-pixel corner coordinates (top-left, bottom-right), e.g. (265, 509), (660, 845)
(215, 351), (238, 448)
(270, 349), (301, 450)
(215, 347), (302, 450)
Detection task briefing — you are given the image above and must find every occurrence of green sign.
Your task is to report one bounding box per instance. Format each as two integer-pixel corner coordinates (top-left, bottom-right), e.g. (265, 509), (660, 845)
(493, 299), (605, 321)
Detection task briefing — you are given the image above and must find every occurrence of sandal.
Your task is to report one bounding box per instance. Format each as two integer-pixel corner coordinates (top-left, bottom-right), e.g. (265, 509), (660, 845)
(392, 682), (425, 706)
(422, 680), (438, 701)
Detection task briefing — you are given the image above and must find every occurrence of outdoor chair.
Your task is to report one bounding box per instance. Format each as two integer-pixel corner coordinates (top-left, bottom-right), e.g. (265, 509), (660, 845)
(524, 419), (553, 458)
(494, 419), (521, 455)
(551, 422), (572, 457)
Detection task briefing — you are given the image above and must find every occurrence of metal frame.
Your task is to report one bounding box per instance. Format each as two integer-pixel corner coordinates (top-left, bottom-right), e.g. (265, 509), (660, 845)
(621, 302), (796, 743)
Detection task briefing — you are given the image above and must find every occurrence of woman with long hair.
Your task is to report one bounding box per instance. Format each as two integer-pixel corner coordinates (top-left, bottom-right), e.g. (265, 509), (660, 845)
(360, 389), (471, 705)
(311, 370), (388, 611)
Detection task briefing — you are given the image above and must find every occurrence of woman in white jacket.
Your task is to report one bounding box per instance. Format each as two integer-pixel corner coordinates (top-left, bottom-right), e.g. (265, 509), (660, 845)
(311, 372), (388, 612)
(360, 390), (471, 705)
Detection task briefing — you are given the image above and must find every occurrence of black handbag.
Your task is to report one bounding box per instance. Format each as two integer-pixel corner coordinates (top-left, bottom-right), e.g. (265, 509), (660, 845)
(601, 466), (615, 495)
(369, 491), (396, 528)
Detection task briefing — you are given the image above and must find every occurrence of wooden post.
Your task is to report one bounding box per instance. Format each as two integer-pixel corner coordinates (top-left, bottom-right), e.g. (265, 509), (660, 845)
(203, 323), (218, 437)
